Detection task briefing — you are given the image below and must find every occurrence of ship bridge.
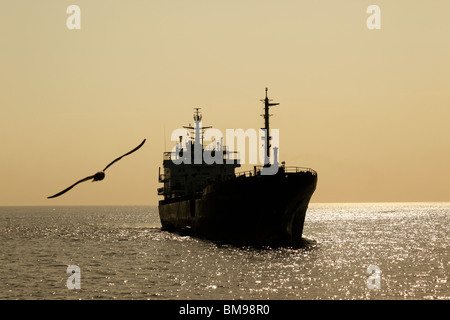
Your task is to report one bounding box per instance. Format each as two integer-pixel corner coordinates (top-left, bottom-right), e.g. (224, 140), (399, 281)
(158, 109), (240, 199)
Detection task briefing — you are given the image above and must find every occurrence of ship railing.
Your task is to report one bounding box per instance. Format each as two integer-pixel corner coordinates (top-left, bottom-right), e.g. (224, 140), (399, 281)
(159, 165), (316, 185)
(283, 166), (317, 176)
(163, 147), (240, 162)
(233, 165), (317, 178)
(233, 170), (256, 178)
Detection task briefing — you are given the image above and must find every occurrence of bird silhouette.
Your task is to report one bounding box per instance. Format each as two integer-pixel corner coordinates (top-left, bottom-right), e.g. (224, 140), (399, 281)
(47, 139), (146, 199)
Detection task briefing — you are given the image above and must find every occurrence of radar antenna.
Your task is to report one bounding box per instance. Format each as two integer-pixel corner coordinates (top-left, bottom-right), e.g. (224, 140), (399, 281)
(260, 88), (279, 165)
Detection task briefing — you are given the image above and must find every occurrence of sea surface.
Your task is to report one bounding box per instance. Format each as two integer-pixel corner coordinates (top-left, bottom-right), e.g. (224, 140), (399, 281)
(0, 203), (448, 300)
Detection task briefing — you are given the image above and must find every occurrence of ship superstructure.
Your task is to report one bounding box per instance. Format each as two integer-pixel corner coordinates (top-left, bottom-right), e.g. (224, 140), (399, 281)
(157, 89), (317, 247)
(158, 107), (240, 202)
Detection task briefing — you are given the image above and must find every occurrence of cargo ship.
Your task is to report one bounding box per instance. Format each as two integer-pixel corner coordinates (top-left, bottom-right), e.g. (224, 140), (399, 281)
(157, 89), (317, 247)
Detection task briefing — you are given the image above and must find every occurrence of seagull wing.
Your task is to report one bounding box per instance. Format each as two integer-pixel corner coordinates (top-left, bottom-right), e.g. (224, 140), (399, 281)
(102, 139), (146, 172)
(47, 175), (95, 199)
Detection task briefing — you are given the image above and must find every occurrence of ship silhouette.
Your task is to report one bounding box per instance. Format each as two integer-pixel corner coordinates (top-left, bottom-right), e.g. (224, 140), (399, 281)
(157, 89), (317, 247)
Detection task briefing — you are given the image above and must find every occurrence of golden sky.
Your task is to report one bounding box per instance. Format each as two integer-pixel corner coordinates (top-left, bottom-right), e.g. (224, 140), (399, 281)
(1, 0), (449, 205)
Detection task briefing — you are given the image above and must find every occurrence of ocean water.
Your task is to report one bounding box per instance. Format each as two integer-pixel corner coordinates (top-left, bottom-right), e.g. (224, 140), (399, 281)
(0, 203), (448, 300)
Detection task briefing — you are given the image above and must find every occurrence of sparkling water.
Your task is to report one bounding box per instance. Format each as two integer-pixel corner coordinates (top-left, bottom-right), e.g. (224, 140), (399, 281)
(0, 203), (448, 300)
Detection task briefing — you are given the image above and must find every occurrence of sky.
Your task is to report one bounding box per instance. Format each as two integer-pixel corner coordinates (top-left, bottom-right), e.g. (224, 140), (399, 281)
(0, 0), (449, 206)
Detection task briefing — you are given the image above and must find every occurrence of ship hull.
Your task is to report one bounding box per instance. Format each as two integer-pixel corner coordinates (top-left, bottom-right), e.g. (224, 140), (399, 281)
(158, 171), (317, 247)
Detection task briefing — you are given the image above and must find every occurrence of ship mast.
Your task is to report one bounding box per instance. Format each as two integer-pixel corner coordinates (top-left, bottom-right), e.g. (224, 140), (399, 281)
(183, 108), (211, 164)
(261, 88), (279, 165)
(193, 107), (202, 148)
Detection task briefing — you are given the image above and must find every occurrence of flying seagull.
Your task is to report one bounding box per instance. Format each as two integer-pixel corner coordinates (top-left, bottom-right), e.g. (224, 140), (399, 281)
(47, 139), (146, 199)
